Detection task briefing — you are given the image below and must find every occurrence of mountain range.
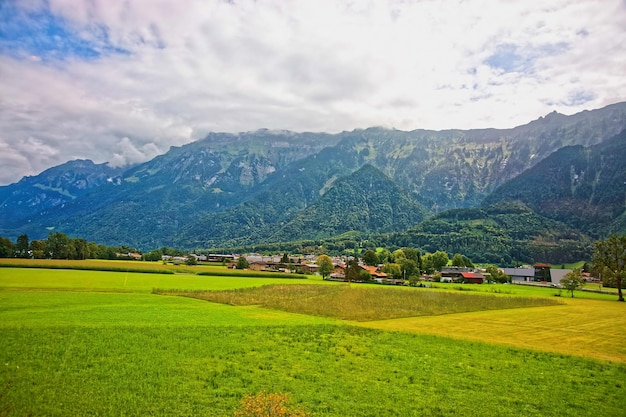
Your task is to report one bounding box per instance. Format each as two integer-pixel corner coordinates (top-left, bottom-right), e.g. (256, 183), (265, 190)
(1, 102), (626, 264)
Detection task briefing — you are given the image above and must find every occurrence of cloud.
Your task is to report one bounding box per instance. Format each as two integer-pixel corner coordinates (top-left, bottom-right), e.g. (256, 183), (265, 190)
(0, 0), (625, 184)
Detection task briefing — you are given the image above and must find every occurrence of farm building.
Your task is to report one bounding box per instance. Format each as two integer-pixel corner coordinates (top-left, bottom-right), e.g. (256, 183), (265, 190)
(461, 272), (485, 284)
(502, 265), (572, 285)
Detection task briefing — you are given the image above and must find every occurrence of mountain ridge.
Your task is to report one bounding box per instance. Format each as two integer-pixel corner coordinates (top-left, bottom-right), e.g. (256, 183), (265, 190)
(1, 102), (625, 254)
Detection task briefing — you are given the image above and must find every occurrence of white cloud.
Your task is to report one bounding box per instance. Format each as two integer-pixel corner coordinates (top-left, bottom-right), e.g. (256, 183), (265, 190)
(0, 0), (625, 184)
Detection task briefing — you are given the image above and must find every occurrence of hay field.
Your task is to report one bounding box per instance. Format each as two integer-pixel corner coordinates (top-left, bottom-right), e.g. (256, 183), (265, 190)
(361, 298), (626, 363)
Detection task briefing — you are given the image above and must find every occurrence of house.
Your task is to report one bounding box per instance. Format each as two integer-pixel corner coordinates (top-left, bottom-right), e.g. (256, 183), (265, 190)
(329, 264), (346, 281)
(461, 272), (485, 284)
(502, 267), (535, 283)
(441, 267), (467, 282)
(117, 252), (142, 260)
(248, 261), (269, 271)
(361, 265), (387, 279)
(534, 263), (552, 282)
(300, 263), (319, 274)
(207, 254), (237, 262)
(503, 265), (572, 286)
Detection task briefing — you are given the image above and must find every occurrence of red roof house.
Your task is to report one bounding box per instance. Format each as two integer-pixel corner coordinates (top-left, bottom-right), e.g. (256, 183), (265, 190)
(461, 272), (485, 284)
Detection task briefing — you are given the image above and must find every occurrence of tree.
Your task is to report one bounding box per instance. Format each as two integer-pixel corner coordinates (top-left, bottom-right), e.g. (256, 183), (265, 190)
(185, 255), (198, 266)
(382, 263), (402, 279)
(144, 249), (163, 262)
(359, 269), (372, 282)
(345, 259), (361, 282)
(421, 254), (434, 275)
(452, 253), (465, 267)
(236, 256), (249, 270)
(72, 238), (88, 260)
(392, 249), (406, 262)
(431, 251), (449, 272)
(560, 269), (585, 297)
(378, 248), (392, 264)
(316, 255), (333, 280)
(593, 235), (626, 301)
(15, 234), (29, 258)
(398, 258), (418, 280)
(30, 240), (46, 259)
(402, 247), (420, 263)
(46, 231), (72, 259)
(0, 237), (14, 258)
(362, 250), (379, 266)
(462, 255), (474, 268)
(485, 265), (510, 283)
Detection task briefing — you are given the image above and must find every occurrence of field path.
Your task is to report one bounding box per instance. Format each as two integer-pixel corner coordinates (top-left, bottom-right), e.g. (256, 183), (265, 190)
(358, 298), (626, 363)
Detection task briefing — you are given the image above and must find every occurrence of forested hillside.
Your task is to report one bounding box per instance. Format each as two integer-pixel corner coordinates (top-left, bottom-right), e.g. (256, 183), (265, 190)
(375, 202), (593, 265)
(482, 129), (626, 237)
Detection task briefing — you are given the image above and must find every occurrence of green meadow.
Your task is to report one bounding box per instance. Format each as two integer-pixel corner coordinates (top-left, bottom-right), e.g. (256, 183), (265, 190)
(1, 265), (625, 416)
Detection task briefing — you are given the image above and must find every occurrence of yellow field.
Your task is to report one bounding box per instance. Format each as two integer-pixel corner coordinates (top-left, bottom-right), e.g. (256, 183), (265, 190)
(360, 298), (626, 363)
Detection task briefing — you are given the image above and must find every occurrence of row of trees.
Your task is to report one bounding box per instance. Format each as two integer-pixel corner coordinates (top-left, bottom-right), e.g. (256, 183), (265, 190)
(0, 232), (195, 262)
(0, 232), (139, 260)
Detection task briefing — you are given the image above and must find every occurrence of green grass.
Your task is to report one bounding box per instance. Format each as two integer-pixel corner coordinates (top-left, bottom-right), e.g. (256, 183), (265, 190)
(0, 259), (309, 279)
(0, 268), (320, 294)
(433, 281), (619, 301)
(2, 323), (624, 416)
(1, 268), (626, 416)
(156, 284), (561, 321)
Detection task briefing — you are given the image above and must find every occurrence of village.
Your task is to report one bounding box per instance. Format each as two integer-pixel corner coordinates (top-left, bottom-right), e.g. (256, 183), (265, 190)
(157, 252), (599, 288)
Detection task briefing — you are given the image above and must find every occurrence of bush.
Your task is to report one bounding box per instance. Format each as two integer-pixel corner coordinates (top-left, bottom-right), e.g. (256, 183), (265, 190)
(234, 392), (310, 417)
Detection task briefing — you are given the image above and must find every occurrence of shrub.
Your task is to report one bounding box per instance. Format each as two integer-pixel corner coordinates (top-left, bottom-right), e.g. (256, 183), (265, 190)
(234, 392), (310, 417)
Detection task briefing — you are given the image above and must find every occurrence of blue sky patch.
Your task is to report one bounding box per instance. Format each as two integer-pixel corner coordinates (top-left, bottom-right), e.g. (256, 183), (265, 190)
(0, 2), (126, 61)
(485, 43), (530, 73)
(485, 42), (570, 74)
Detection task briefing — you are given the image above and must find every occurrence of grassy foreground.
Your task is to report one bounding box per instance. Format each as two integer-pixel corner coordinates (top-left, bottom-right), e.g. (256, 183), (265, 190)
(1, 267), (626, 416)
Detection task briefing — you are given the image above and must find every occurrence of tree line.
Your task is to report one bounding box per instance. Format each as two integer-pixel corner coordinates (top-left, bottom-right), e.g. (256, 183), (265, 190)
(0, 232), (139, 260)
(2, 231), (624, 301)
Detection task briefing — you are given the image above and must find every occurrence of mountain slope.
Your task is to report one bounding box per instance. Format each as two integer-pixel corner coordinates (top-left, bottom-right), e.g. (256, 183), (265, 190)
(1, 130), (341, 246)
(267, 164), (430, 242)
(376, 202), (593, 265)
(482, 129), (626, 237)
(0, 159), (124, 229)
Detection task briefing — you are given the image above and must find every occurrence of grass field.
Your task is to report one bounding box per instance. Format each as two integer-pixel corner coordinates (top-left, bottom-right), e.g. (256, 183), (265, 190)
(0, 258), (305, 279)
(1, 266), (625, 416)
(157, 284), (561, 321)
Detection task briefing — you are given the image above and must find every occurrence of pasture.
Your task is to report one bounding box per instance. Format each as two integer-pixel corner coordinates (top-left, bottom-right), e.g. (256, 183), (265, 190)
(1, 265), (625, 416)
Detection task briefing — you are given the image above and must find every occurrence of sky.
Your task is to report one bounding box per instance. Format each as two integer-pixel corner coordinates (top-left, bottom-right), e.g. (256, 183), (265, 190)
(1, 0), (625, 185)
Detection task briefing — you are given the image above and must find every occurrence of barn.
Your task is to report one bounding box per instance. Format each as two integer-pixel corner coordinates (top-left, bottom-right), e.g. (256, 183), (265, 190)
(461, 272), (485, 284)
